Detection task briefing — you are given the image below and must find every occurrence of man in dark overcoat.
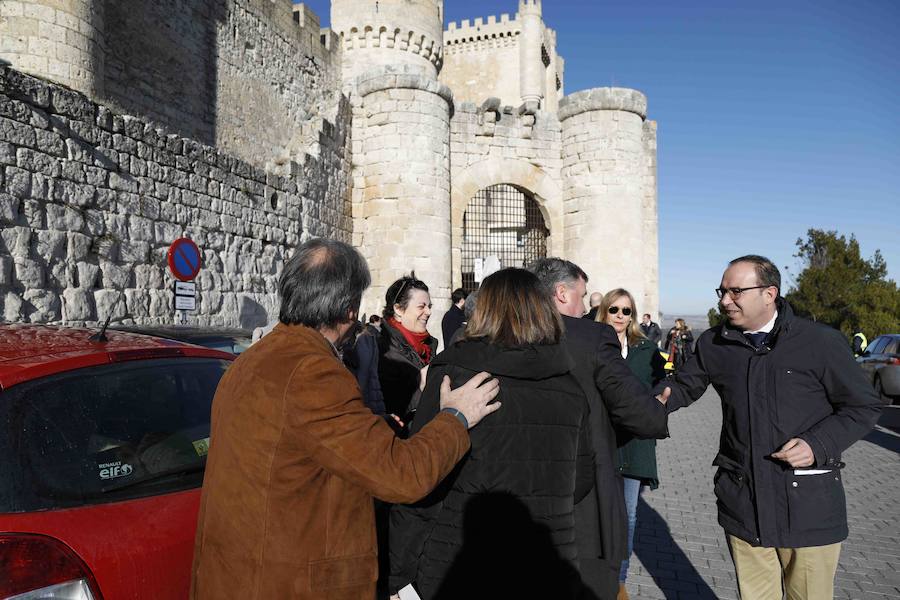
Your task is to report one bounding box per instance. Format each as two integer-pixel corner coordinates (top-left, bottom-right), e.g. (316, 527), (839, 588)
(656, 255), (882, 600)
(529, 258), (670, 599)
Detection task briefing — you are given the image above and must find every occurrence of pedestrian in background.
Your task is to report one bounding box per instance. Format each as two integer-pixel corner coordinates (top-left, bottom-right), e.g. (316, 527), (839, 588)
(597, 289), (667, 600)
(340, 320), (386, 417)
(390, 268), (594, 600)
(640, 313), (662, 347)
(585, 291), (604, 320)
(665, 318), (694, 371)
(190, 238), (501, 600)
(441, 287), (468, 347)
(656, 255), (882, 600)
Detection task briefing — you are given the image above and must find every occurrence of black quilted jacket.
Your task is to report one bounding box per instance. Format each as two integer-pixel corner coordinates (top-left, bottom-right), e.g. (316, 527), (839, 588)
(389, 338), (595, 599)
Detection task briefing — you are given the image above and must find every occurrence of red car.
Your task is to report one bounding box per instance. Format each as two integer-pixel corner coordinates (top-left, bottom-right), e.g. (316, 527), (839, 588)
(0, 324), (234, 600)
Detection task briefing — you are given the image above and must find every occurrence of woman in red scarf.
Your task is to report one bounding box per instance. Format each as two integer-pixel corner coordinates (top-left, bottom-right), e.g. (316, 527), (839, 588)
(375, 273), (438, 428)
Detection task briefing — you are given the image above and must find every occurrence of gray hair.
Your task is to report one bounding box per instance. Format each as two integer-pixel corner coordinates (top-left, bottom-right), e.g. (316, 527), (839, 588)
(527, 257), (588, 297)
(729, 254), (781, 295)
(278, 238), (371, 328)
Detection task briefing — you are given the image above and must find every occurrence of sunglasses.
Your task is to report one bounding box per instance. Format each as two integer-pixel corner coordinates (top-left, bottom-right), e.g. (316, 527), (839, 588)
(607, 306), (632, 316)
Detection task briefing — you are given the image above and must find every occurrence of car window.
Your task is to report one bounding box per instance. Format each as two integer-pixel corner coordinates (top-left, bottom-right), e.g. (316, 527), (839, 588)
(0, 358), (230, 513)
(885, 338), (900, 355)
(868, 337), (888, 355)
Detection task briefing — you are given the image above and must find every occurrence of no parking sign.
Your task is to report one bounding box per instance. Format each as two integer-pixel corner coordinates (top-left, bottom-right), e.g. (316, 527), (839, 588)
(167, 238), (202, 315)
(167, 238), (202, 282)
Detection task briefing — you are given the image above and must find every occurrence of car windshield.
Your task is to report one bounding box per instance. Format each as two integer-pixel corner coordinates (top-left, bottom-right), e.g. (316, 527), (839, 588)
(0, 357), (230, 513)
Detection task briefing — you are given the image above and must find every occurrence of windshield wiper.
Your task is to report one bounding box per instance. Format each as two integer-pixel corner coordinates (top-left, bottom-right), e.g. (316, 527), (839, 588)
(101, 463), (205, 493)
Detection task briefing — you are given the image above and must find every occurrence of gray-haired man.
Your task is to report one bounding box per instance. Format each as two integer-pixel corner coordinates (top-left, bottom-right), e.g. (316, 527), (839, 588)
(529, 257), (670, 599)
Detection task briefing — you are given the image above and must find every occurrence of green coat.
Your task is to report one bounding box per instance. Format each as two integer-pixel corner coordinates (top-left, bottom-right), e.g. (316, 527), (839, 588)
(616, 338), (667, 488)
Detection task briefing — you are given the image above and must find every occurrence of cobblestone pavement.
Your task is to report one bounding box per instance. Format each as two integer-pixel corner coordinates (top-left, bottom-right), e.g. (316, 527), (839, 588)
(624, 387), (900, 600)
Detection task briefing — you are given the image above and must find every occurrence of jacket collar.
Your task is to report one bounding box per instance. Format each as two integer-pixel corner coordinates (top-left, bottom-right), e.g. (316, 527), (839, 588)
(719, 298), (795, 349)
(273, 322), (341, 358)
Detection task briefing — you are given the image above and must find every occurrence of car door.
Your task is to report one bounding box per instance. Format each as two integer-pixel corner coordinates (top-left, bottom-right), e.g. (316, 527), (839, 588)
(873, 337), (899, 374)
(859, 337), (887, 379)
(0, 356), (231, 599)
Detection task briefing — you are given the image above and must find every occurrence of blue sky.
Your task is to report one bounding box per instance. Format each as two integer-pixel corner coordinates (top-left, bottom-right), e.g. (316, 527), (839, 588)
(298, 0), (899, 315)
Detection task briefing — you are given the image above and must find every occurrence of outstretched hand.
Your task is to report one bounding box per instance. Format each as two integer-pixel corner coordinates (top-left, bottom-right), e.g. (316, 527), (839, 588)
(439, 371), (501, 429)
(771, 438), (815, 468)
(655, 386), (671, 405)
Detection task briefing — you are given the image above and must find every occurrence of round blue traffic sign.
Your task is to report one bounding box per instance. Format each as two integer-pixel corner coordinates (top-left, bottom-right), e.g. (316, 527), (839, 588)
(167, 237), (202, 282)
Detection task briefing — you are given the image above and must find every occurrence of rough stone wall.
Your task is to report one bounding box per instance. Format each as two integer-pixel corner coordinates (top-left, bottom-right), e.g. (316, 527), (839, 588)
(641, 120), (659, 319)
(349, 67), (452, 332)
(214, 1), (342, 171)
(2, 0), (343, 172)
(559, 87), (657, 318)
(0, 67), (351, 327)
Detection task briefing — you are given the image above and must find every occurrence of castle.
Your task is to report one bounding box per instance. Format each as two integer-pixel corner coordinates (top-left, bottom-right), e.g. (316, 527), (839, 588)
(0, 0), (658, 342)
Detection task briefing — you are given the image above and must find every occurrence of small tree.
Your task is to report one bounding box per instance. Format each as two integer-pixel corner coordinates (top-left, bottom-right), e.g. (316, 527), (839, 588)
(784, 229), (900, 340)
(707, 306), (725, 328)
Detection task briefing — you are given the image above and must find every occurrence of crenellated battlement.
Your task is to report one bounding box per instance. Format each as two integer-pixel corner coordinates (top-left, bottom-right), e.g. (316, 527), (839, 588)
(336, 26), (443, 70)
(285, 3), (341, 63)
(445, 13), (519, 46)
(518, 0), (542, 16)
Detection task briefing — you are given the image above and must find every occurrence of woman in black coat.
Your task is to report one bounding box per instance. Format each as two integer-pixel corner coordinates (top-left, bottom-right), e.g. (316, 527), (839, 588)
(377, 273), (438, 427)
(389, 268), (595, 600)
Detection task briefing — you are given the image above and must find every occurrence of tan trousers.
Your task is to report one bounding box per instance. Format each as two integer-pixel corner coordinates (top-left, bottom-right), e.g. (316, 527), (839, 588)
(726, 535), (841, 600)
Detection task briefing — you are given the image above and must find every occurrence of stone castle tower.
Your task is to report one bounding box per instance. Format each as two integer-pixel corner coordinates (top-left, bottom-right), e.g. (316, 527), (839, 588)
(0, 0), (657, 340)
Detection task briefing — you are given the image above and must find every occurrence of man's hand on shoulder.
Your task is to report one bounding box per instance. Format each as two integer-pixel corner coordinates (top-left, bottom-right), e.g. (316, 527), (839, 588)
(439, 372), (501, 429)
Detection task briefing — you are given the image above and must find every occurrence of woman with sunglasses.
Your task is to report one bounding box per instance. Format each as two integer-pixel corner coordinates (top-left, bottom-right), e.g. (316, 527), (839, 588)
(665, 318), (694, 371)
(377, 273), (438, 431)
(596, 288), (667, 600)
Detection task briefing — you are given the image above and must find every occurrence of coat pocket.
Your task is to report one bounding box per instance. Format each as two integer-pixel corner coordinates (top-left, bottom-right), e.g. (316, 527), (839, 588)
(786, 472), (847, 532)
(309, 552), (378, 591)
(712, 453), (753, 525)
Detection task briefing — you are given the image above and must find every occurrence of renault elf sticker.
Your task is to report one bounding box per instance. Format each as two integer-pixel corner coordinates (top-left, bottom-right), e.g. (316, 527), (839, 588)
(98, 461), (133, 480)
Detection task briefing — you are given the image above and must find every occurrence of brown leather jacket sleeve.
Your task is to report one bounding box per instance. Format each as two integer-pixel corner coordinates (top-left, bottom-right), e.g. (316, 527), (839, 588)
(284, 353), (470, 504)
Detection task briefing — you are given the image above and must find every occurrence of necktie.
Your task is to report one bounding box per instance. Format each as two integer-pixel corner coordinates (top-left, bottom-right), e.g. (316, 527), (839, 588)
(744, 331), (768, 349)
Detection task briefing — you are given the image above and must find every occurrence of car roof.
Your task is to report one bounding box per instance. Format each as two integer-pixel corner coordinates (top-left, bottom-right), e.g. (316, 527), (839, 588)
(110, 325), (252, 343)
(0, 324), (234, 390)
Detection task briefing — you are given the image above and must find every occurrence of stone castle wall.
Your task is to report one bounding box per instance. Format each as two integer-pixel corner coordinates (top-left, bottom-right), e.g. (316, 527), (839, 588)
(0, 67), (351, 326)
(441, 3), (564, 111)
(349, 66), (452, 328)
(449, 100), (563, 290)
(1, 0), (343, 171)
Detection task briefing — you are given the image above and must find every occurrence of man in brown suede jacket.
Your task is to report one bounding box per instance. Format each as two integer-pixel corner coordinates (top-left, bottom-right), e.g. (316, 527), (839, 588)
(190, 239), (501, 600)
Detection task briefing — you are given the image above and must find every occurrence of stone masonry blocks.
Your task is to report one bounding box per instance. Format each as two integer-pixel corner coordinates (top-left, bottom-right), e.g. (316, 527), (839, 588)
(0, 66), (351, 327)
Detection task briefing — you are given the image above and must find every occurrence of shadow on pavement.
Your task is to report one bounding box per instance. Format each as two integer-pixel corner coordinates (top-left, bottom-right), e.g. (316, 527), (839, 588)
(634, 497), (718, 599)
(863, 428), (900, 454)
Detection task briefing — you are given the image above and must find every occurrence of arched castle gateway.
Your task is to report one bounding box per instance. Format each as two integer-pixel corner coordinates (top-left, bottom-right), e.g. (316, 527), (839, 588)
(0, 0), (657, 344)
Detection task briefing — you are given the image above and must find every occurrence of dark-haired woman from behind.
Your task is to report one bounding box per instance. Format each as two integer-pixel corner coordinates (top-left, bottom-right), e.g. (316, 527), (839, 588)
(389, 268), (595, 600)
(377, 274), (438, 429)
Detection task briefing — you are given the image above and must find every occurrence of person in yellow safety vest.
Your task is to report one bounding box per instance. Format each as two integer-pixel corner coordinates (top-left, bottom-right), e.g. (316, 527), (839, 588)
(852, 332), (868, 356)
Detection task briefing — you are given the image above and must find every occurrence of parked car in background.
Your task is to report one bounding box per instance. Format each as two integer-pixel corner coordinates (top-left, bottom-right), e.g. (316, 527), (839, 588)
(856, 333), (900, 405)
(0, 324), (234, 600)
(110, 325), (253, 355)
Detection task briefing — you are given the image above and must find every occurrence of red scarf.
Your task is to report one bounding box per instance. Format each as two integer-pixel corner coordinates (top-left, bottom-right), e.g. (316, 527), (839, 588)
(388, 317), (433, 364)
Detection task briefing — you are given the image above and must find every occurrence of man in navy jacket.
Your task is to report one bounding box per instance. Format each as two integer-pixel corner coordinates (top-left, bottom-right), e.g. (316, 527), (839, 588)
(657, 255), (881, 600)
